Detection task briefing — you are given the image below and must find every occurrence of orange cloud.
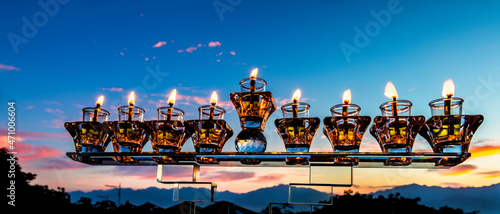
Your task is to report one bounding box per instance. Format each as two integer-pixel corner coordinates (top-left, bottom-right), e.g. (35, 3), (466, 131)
(476, 170), (500, 179)
(152, 41), (167, 48)
(469, 145), (500, 158)
(441, 164), (477, 176)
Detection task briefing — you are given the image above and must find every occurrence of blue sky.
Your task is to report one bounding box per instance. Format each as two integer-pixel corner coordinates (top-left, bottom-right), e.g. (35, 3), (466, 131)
(1, 0), (500, 193)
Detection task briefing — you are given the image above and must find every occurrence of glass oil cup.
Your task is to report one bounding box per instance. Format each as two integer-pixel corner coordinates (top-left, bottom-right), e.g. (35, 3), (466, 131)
(369, 100), (425, 166)
(149, 107), (190, 163)
(275, 103), (320, 165)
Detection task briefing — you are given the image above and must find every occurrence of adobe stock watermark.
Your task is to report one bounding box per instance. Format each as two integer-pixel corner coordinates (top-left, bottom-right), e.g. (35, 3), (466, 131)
(7, 0), (70, 54)
(339, 0), (404, 63)
(213, 0), (242, 21)
(463, 73), (500, 111)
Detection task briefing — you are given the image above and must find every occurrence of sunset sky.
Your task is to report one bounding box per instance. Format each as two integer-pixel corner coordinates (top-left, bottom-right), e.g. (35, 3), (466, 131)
(1, 0), (500, 195)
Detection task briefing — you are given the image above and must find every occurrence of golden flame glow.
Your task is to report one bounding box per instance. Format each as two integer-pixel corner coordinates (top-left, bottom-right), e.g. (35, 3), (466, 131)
(384, 82), (398, 99)
(210, 91), (218, 105)
(168, 89), (177, 105)
(343, 89), (351, 104)
(96, 95), (104, 106)
(442, 79), (455, 97)
(128, 91), (135, 105)
(250, 68), (258, 79)
(292, 89), (301, 102)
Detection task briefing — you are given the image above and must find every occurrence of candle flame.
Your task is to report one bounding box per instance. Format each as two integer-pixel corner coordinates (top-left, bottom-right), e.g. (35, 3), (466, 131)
(250, 68), (258, 79)
(210, 91), (218, 105)
(384, 82), (398, 99)
(128, 91), (135, 105)
(442, 79), (455, 98)
(96, 95), (104, 106)
(168, 89), (177, 105)
(292, 89), (301, 102)
(343, 89), (351, 104)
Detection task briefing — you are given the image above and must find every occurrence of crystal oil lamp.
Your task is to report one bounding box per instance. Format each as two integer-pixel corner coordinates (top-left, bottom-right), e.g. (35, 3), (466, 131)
(323, 89), (371, 164)
(369, 82), (425, 166)
(419, 80), (483, 162)
(275, 89), (320, 165)
(149, 89), (190, 163)
(185, 91), (233, 164)
(65, 96), (112, 162)
(107, 91), (152, 163)
(230, 68), (276, 153)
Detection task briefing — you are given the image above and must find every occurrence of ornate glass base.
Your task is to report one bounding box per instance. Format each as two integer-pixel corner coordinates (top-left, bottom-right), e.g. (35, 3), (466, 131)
(235, 129), (267, 152)
(275, 117), (321, 153)
(106, 121), (151, 163)
(323, 116), (371, 152)
(64, 121), (112, 153)
(184, 120), (233, 154)
(419, 115), (484, 154)
(370, 116), (425, 153)
(230, 91), (276, 130)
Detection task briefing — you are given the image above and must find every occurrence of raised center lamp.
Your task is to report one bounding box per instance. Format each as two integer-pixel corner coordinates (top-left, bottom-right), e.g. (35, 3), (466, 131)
(185, 91), (233, 164)
(369, 82), (425, 166)
(64, 95), (112, 163)
(275, 89), (320, 165)
(323, 89), (371, 165)
(149, 89), (190, 164)
(108, 91), (151, 163)
(419, 79), (484, 166)
(230, 68), (276, 155)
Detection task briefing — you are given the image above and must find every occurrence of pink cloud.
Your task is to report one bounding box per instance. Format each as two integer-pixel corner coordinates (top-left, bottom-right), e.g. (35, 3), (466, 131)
(202, 171), (255, 182)
(152, 41), (167, 48)
(0, 63), (21, 71)
(208, 41), (221, 47)
(230, 51), (236, 55)
(476, 170), (500, 179)
(216, 59), (220, 62)
(186, 47), (198, 53)
(26, 105), (35, 110)
(250, 174), (284, 183)
(102, 87), (124, 92)
(119, 52), (125, 56)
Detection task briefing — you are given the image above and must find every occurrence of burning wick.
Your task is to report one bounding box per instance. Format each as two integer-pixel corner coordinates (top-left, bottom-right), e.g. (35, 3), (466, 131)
(209, 91), (218, 120)
(128, 91), (135, 122)
(250, 68), (258, 92)
(442, 79), (455, 115)
(292, 89), (301, 118)
(166, 89), (177, 121)
(93, 96), (104, 122)
(342, 89), (351, 117)
(384, 82), (399, 117)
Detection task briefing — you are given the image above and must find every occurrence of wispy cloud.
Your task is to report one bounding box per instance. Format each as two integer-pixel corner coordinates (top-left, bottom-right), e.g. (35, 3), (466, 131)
(178, 41), (222, 53)
(152, 41), (167, 48)
(101, 87), (124, 92)
(202, 171), (255, 182)
(230, 51), (236, 55)
(45, 108), (64, 114)
(0, 63), (21, 71)
(250, 173), (284, 183)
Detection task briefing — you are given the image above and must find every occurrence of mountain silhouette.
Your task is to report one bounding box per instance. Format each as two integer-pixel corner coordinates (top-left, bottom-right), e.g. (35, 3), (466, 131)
(69, 183), (498, 213)
(373, 183), (500, 214)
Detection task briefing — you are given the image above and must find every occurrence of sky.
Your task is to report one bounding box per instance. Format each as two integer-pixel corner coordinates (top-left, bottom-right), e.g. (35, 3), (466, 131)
(1, 0), (500, 196)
